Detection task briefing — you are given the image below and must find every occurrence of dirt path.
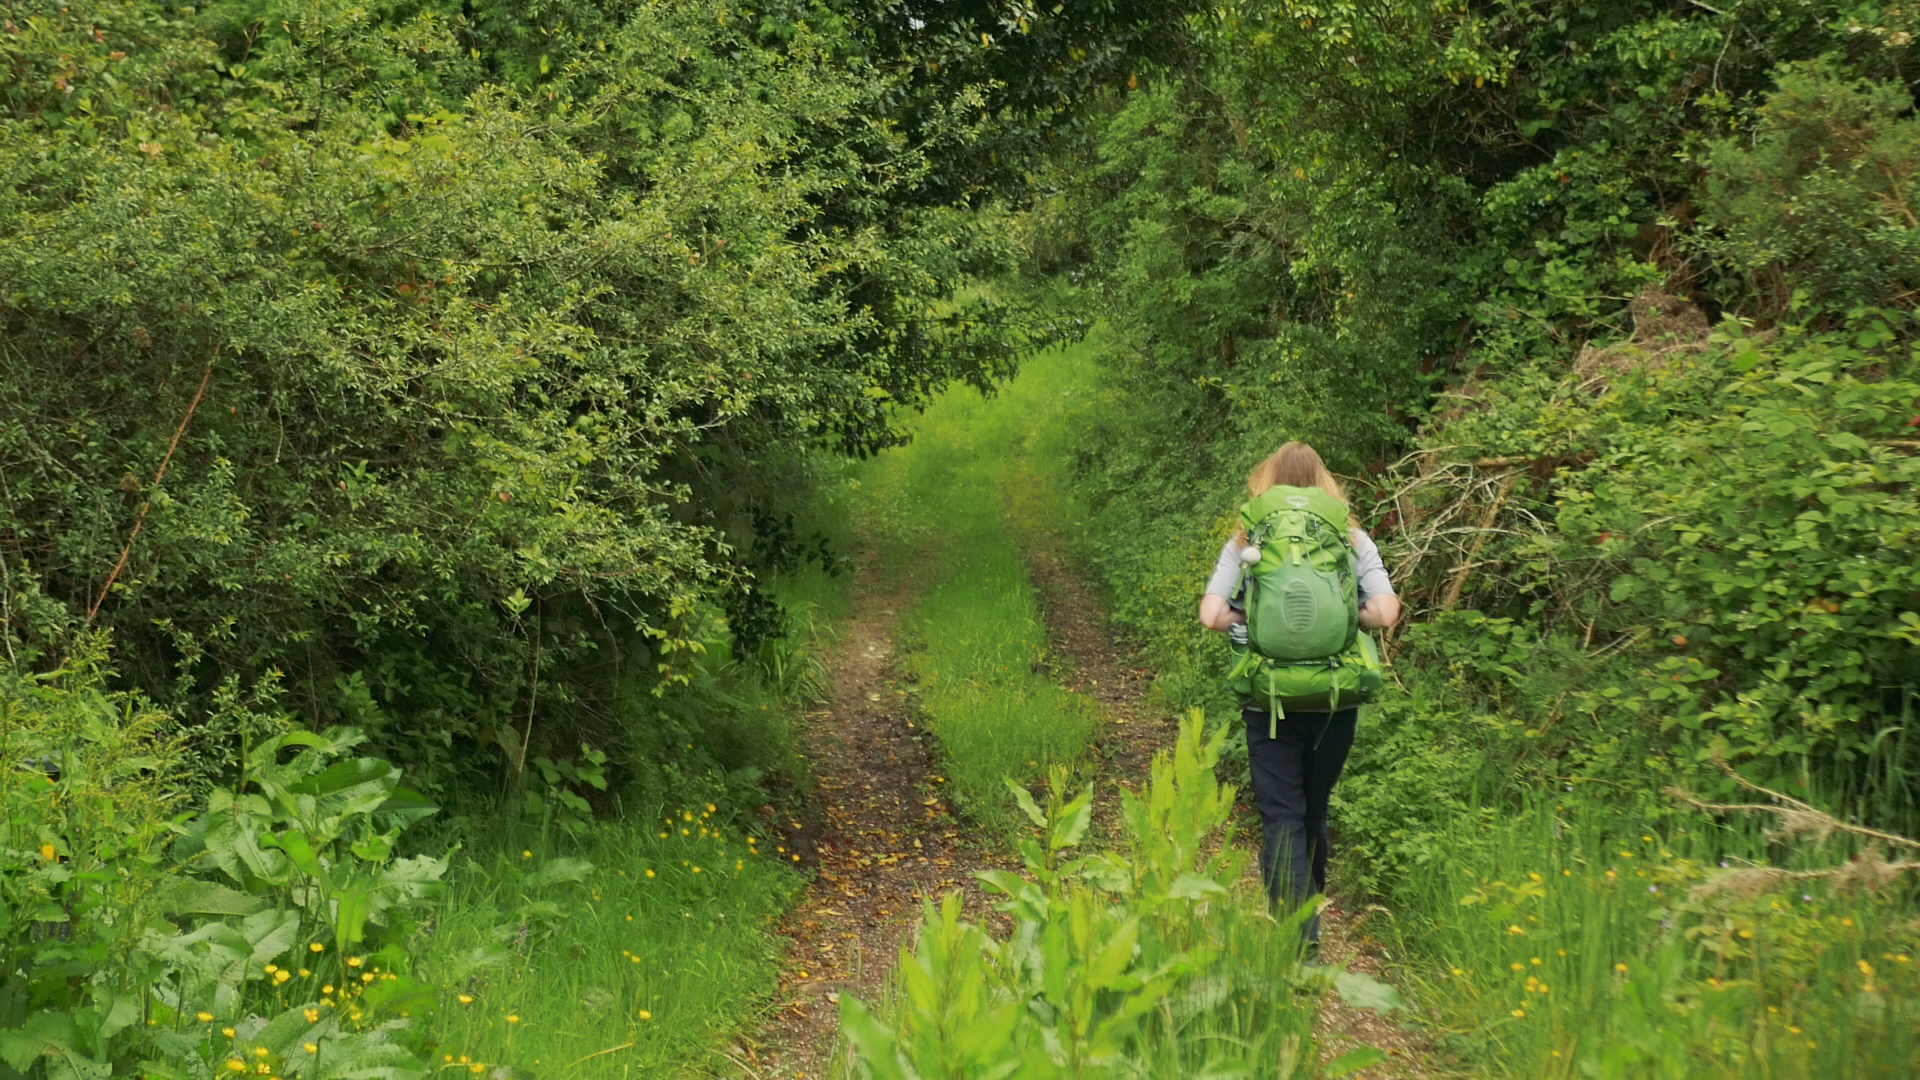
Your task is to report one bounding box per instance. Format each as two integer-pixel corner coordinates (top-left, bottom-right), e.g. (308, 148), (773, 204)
(741, 557), (1014, 1079)
(743, 511), (1441, 1077)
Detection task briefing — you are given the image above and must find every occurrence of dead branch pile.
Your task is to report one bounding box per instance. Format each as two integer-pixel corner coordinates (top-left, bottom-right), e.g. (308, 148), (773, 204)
(1667, 764), (1920, 901)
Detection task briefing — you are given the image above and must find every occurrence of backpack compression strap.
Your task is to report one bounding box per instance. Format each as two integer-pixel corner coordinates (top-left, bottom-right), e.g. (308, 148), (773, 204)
(1239, 485), (1350, 538)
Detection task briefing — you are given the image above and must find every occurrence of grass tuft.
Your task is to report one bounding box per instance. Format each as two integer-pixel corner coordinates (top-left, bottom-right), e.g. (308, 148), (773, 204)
(411, 816), (800, 1078)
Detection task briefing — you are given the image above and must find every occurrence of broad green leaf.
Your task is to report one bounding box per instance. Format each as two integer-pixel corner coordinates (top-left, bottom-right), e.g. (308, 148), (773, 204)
(1004, 779), (1047, 828)
(523, 856), (595, 889)
(1167, 873), (1228, 899)
(157, 881), (268, 917)
(1049, 785), (1093, 850)
(1324, 1047), (1389, 1077)
(0, 1012), (77, 1072)
(1334, 970), (1406, 1013)
(239, 909), (301, 965)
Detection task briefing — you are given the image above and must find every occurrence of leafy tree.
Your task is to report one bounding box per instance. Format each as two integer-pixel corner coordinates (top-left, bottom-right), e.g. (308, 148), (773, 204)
(0, 0), (1067, 788)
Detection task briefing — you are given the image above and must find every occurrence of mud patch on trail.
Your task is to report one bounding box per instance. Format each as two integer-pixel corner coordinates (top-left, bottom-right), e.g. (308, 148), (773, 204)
(1019, 536), (1177, 841)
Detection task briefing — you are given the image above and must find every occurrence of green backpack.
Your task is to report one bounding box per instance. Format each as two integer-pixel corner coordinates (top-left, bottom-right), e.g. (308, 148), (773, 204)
(1226, 485), (1385, 735)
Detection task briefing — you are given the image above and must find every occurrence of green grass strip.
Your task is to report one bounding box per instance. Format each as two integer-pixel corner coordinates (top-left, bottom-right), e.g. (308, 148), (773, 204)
(851, 335), (1109, 831)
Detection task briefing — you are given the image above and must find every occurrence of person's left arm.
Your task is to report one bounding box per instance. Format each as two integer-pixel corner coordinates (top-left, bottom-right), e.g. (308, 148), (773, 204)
(1352, 529), (1400, 630)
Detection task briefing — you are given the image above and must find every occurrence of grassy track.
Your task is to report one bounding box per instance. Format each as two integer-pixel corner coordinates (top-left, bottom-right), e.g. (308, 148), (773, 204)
(849, 333), (1110, 830)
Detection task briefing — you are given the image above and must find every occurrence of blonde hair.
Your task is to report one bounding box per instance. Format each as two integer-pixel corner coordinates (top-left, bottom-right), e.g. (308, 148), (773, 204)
(1233, 441), (1359, 541)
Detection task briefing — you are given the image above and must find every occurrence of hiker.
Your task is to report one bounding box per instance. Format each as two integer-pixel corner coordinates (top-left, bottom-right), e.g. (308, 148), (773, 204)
(1197, 441), (1399, 953)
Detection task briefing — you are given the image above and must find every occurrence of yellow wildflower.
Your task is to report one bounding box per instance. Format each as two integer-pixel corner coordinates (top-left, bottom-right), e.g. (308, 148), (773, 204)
(638, 1010), (652, 1020)
(39, 844), (56, 861)
(196, 1012), (214, 1023)
(310, 942), (325, 953)
(1614, 963), (1629, 974)
(303, 1044), (318, 1055)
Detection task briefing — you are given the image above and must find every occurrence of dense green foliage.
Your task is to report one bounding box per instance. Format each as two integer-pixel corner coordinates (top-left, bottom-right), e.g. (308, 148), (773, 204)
(0, 0), (1209, 793)
(1037, 0), (1920, 834)
(11, 0), (1920, 1073)
(1023, 1), (1920, 1072)
(1, 657), (451, 1077)
(0, 658), (801, 1077)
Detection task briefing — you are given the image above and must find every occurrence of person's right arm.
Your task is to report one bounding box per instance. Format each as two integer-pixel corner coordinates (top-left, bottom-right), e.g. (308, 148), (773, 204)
(1199, 592), (1243, 632)
(1198, 540), (1245, 632)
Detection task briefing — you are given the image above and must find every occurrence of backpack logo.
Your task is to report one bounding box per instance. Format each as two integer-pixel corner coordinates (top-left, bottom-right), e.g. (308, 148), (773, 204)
(1286, 495), (1309, 509)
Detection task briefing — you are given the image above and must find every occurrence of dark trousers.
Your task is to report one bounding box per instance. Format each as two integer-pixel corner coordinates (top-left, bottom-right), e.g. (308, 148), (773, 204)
(1244, 705), (1358, 943)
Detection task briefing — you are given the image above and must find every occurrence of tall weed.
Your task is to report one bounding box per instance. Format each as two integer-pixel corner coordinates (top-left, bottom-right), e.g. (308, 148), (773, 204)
(842, 713), (1371, 1078)
(1379, 801), (1918, 1077)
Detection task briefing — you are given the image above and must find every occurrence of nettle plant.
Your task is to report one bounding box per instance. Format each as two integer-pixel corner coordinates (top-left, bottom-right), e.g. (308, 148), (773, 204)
(1, 660), (447, 1080)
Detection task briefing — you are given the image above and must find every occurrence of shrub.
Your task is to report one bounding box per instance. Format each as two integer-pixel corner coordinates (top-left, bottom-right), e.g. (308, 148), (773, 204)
(0, 652), (448, 1078)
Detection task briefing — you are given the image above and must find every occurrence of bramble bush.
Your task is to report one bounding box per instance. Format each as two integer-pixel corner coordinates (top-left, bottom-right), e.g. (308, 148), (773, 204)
(1345, 317), (1920, 862)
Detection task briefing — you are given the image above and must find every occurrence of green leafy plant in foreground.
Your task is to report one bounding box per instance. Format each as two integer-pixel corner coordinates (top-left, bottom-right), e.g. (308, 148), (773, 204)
(1, 657), (447, 1080)
(841, 711), (1385, 1079)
